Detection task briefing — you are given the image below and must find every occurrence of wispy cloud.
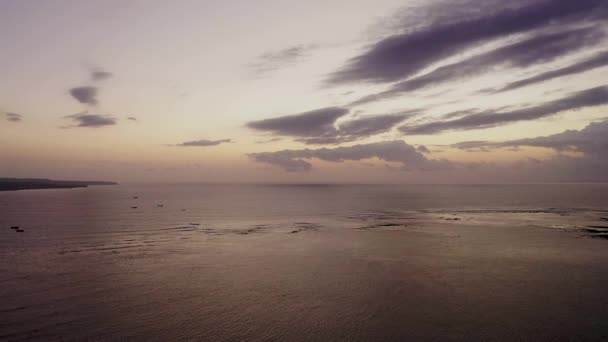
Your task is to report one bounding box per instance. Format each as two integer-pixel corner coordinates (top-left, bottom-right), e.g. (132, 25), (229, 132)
(255, 137), (283, 144)
(486, 50), (608, 93)
(351, 27), (604, 105)
(176, 139), (232, 147)
(452, 119), (608, 153)
(5, 112), (22, 122)
(247, 107), (349, 138)
(91, 69), (113, 82)
(327, 0), (607, 85)
(249, 44), (318, 76)
(399, 85), (608, 135)
(301, 113), (413, 145)
(63, 112), (116, 128)
(247, 107), (415, 145)
(248, 140), (451, 172)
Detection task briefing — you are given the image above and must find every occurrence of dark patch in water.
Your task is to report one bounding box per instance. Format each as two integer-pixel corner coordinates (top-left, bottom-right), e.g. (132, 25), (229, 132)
(92, 245), (144, 251)
(289, 222), (321, 234)
(589, 233), (608, 240)
(237, 225), (267, 235)
(347, 211), (412, 222)
(0, 306), (27, 313)
(588, 225), (608, 229)
(174, 226), (196, 231)
(356, 222), (411, 230)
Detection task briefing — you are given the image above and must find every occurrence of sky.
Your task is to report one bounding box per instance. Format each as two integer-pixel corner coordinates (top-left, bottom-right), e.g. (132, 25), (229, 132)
(1, 0), (607, 183)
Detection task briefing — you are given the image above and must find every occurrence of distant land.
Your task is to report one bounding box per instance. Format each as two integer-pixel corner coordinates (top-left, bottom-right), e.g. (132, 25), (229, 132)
(0, 178), (117, 191)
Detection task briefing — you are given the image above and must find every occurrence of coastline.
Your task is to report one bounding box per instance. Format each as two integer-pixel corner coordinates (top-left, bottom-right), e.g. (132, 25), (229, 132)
(0, 178), (117, 192)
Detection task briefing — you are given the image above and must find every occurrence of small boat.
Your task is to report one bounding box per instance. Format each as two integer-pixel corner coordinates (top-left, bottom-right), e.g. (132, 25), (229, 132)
(10, 226), (19, 230)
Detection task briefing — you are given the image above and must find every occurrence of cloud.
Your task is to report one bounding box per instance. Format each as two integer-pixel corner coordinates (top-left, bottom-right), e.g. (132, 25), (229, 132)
(351, 27), (604, 105)
(300, 113), (411, 145)
(247, 107), (349, 137)
(451, 141), (495, 152)
(69, 86), (98, 105)
(91, 69), (113, 82)
(63, 112), (116, 128)
(417, 145), (431, 153)
(487, 50), (608, 93)
(176, 139), (232, 147)
(256, 137), (283, 144)
(327, 0), (607, 85)
(247, 107), (414, 145)
(5, 112), (22, 122)
(452, 119), (608, 154)
(451, 119), (608, 181)
(399, 85), (608, 135)
(248, 140), (452, 172)
(249, 44), (318, 75)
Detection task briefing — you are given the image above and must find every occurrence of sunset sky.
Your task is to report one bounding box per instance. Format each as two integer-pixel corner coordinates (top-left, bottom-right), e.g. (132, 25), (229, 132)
(1, 0), (607, 183)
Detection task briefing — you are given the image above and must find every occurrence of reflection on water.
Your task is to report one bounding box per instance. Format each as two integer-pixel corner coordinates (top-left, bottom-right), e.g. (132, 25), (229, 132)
(1, 184), (608, 341)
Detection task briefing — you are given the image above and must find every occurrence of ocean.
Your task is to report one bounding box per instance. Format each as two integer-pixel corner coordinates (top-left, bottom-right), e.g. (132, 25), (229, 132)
(1, 184), (608, 341)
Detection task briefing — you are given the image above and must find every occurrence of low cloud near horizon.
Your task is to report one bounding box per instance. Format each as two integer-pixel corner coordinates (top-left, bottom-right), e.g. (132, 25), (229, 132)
(248, 140), (451, 172)
(176, 139), (232, 147)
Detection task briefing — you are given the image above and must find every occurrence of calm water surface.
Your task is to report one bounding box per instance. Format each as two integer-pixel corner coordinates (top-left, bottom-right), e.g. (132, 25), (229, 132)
(1, 184), (608, 341)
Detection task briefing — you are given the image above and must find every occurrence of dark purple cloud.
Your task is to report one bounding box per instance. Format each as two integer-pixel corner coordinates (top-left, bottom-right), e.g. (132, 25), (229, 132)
(327, 0), (607, 85)
(247, 107), (349, 138)
(177, 139), (232, 147)
(351, 27), (604, 105)
(63, 112), (116, 128)
(247, 107), (415, 145)
(399, 85), (608, 135)
(69, 86), (98, 105)
(302, 113), (410, 145)
(248, 140), (452, 172)
(487, 50), (608, 93)
(5, 112), (22, 122)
